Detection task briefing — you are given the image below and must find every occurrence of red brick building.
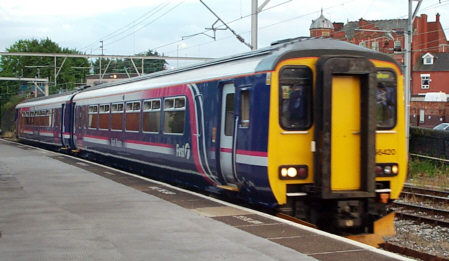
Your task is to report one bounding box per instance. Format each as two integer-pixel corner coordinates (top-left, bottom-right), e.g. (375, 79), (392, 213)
(310, 12), (449, 127)
(310, 13), (449, 95)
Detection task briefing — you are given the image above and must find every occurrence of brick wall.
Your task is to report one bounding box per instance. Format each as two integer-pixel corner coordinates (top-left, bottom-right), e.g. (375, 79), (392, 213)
(410, 101), (449, 127)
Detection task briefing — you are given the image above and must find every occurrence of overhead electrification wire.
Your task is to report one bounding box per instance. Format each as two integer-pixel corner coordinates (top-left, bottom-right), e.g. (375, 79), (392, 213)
(80, 1), (181, 53)
(157, 0), (358, 55)
(105, 1), (185, 48)
(153, 0), (295, 51)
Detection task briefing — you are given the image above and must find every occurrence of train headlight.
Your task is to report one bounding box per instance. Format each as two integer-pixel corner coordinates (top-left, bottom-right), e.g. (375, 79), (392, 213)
(375, 163), (399, 177)
(392, 165), (399, 174)
(279, 165), (308, 180)
(281, 168), (288, 177)
(287, 167), (297, 178)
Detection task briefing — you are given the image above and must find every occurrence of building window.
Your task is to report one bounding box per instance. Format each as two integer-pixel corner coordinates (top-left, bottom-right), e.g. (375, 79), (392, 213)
(419, 109), (425, 123)
(422, 53), (434, 65)
(359, 41), (366, 48)
(394, 41), (401, 52)
(371, 41), (379, 51)
(163, 97), (185, 134)
(421, 74), (431, 89)
(143, 99), (161, 133)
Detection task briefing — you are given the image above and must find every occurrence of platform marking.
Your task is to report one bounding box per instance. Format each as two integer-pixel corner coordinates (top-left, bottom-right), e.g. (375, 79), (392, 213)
(232, 215), (264, 225)
(193, 206), (251, 217)
(75, 162), (90, 167)
(148, 186), (176, 195)
(103, 171), (115, 176)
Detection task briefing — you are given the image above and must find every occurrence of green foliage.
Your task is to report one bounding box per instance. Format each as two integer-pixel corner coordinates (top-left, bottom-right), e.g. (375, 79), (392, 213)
(0, 38), (90, 93)
(2, 95), (26, 111)
(91, 50), (166, 75)
(408, 157), (449, 188)
(408, 158), (449, 178)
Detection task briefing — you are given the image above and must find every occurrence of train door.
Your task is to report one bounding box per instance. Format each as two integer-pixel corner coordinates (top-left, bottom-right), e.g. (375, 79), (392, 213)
(219, 83), (238, 186)
(61, 104), (66, 147)
(331, 76), (361, 190)
(314, 56), (376, 199)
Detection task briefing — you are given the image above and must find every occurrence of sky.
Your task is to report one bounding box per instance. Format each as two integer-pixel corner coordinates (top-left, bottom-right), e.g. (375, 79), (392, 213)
(1, 0), (448, 68)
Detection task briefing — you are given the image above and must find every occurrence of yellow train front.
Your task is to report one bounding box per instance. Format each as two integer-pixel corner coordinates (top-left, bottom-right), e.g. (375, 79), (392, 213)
(266, 38), (406, 234)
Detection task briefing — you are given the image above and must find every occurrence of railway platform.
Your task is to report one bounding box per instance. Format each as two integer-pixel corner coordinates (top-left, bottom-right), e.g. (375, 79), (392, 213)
(0, 140), (410, 261)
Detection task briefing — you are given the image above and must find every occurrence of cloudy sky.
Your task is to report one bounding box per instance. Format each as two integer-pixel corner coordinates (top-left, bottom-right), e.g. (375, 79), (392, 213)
(1, 0), (448, 67)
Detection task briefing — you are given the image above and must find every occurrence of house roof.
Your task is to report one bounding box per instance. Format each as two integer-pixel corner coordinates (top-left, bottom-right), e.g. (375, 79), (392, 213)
(339, 19), (407, 40)
(310, 10), (333, 30)
(414, 52), (449, 71)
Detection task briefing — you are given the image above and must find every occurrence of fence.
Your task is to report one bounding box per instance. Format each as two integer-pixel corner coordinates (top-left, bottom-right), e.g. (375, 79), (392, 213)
(409, 126), (449, 158)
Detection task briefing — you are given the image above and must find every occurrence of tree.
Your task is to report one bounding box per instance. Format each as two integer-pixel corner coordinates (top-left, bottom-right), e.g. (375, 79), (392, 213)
(0, 38), (89, 135)
(0, 38), (90, 94)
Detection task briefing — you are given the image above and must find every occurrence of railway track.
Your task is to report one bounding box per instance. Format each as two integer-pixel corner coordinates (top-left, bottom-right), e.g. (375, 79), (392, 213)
(391, 184), (449, 227)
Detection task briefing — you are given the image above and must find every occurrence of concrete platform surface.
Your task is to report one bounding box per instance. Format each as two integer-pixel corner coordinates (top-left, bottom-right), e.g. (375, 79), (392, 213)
(0, 140), (315, 261)
(0, 140), (411, 261)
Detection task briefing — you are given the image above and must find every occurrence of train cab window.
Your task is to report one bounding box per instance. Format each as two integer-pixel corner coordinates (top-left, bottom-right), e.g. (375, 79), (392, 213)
(240, 90), (250, 128)
(111, 103), (124, 131)
(376, 71), (397, 129)
(163, 97), (185, 134)
(143, 99), (161, 133)
(126, 101), (141, 132)
(99, 104), (110, 130)
(279, 66), (312, 130)
(88, 105), (98, 129)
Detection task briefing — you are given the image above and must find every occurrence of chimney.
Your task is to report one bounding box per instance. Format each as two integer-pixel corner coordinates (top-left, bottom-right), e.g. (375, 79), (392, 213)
(421, 14), (428, 23)
(436, 13), (440, 23)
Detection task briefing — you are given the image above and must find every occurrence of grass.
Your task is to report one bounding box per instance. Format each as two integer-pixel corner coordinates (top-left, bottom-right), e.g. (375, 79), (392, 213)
(407, 157), (449, 188)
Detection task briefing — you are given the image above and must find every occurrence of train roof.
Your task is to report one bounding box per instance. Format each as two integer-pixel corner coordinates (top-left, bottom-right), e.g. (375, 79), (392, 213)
(16, 90), (78, 109)
(17, 38), (400, 107)
(81, 37), (399, 90)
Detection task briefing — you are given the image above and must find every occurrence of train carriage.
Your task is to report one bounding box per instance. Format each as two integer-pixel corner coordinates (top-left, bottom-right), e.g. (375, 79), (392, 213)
(15, 91), (76, 148)
(16, 37), (407, 234)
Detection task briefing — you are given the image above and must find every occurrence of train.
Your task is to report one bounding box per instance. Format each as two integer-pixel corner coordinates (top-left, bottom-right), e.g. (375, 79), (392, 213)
(15, 37), (407, 234)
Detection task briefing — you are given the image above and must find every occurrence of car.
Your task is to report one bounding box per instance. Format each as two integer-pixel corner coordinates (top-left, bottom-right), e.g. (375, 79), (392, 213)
(433, 123), (449, 131)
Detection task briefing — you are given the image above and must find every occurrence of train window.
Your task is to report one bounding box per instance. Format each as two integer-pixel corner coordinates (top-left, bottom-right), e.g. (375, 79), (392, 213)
(99, 104), (110, 130)
(111, 103), (124, 131)
(163, 97), (185, 134)
(376, 71), (397, 129)
(143, 99), (161, 133)
(133, 102), (141, 111)
(88, 105), (98, 129)
(126, 102), (133, 111)
(224, 94), (234, 136)
(240, 90), (250, 128)
(152, 100), (161, 110)
(99, 104), (110, 113)
(279, 66), (312, 130)
(112, 103), (124, 112)
(47, 109), (52, 127)
(125, 101), (140, 132)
